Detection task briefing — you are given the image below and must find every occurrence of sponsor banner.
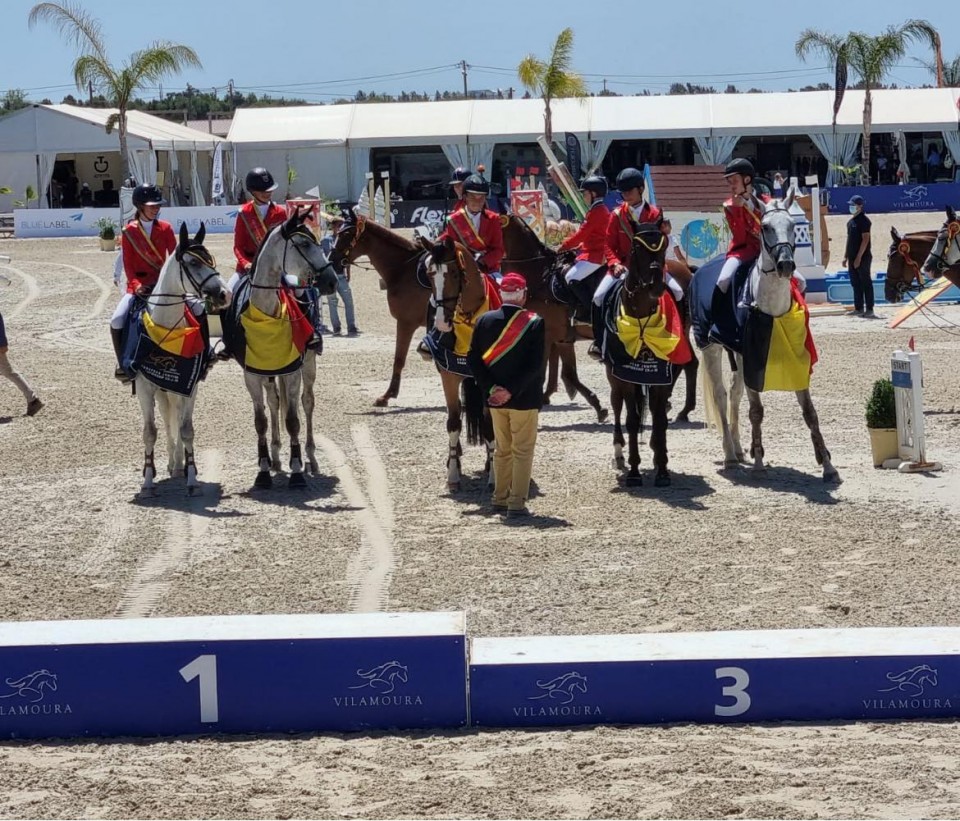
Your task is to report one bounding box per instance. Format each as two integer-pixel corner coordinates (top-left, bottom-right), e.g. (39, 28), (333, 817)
(826, 183), (960, 214)
(389, 199), (509, 229)
(0, 612), (467, 739)
(14, 206), (241, 238)
(470, 633), (960, 727)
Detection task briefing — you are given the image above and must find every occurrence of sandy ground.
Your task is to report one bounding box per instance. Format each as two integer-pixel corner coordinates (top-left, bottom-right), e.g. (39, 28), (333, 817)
(0, 228), (959, 820)
(823, 211), (949, 273)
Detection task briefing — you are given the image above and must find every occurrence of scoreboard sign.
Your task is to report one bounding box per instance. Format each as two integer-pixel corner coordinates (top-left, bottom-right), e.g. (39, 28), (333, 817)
(0, 612), (467, 739)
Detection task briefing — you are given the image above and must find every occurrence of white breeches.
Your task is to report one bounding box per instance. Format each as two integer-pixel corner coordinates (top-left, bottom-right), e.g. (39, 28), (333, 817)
(592, 270), (683, 305)
(564, 259), (603, 284)
(665, 272), (683, 301)
(110, 293), (135, 329)
(717, 256), (741, 293)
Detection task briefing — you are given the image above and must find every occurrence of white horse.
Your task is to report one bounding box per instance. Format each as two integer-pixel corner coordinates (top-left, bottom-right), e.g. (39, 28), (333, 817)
(232, 209), (338, 489)
(921, 205), (960, 275)
(135, 223), (230, 496)
(698, 191), (840, 483)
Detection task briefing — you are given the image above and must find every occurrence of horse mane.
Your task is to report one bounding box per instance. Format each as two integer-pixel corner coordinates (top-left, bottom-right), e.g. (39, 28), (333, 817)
(359, 217), (418, 252)
(249, 221), (283, 275)
(507, 214), (550, 255)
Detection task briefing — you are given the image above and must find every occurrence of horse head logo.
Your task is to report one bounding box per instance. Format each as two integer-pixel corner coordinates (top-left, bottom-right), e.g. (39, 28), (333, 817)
(901, 185), (929, 202)
(349, 660), (409, 694)
(147, 353), (179, 372)
(529, 671), (588, 704)
(1, 670), (58, 703)
(879, 664), (938, 696)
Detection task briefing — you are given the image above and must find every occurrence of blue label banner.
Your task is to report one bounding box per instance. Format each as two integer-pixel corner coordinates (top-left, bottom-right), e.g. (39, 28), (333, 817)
(826, 183), (960, 215)
(0, 613), (467, 739)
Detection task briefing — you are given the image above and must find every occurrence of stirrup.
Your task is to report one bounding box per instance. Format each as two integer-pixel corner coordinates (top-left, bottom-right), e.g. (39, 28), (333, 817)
(587, 342), (602, 361)
(417, 340), (433, 361)
(114, 367), (133, 384)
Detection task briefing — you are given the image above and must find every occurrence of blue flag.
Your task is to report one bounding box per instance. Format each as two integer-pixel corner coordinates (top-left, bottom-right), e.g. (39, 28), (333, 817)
(564, 133), (583, 183)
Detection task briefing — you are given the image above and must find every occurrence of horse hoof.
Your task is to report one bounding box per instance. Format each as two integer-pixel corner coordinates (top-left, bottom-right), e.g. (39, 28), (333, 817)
(138, 486), (158, 499)
(722, 459), (740, 471)
(612, 457), (626, 471)
(448, 482), (461, 493)
(171, 468), (185, 478)
(374, 396), (389, 408)
(673, 412), (689, 424)
(186, 485), (200, 497)
(289, 472), (306, 489)
(541, 396), (551, 406)
(597, 408), (610, 423)
(625, 474), (642, 486)
(824, 470), (842, 485)
(654, 474), (671, 487)
(308, 460), (320, 475)
(254, 471), (273, 490)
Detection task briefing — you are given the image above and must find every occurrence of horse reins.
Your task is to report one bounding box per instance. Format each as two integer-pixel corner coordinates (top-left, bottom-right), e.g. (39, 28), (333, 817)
(922, 220), (960, 276)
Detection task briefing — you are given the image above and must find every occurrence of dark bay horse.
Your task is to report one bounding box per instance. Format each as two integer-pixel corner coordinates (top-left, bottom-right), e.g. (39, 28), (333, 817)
(429, 236), (493, 491)
(605, 224), (675, 486)
(886, 227), (939, 303)
(329, 212), (429, 406)
(501, 214), (698, 423)
(499, 215), (608, 422)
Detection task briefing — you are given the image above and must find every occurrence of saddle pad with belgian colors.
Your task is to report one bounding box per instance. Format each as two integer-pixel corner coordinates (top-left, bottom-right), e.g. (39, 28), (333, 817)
(123, 302), (208, 396)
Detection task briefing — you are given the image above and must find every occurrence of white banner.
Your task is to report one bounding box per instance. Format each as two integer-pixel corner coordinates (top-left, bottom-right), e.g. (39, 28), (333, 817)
(211, 143), (224, 203)
(14, 206), (240, 238)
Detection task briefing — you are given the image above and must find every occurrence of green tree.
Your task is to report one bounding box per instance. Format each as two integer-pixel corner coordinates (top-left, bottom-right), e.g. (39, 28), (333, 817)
(2, 89), (29, 111)
(796, 19), (940, 184)
(517, 27), (587, 145)
(28, 1), (201, 180)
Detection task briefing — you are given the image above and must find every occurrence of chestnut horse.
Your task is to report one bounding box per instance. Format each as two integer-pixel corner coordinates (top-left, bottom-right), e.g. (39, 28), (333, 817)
(329, 211), (429, 407)
(885, 227), (939, 303)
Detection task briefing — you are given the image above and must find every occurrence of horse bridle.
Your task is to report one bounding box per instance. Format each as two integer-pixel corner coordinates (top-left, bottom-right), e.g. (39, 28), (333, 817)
(924, 220), (960, 275)
(890, 236), (928, 294)
(250, 223), (336, 291)
(625, 230), (666, 297)
(758, 203), (795, 275)
(176, 245), (220, 298)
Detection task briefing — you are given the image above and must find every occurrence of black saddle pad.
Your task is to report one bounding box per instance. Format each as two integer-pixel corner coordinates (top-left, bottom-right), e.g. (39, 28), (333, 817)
(598, 280), (675, 385)
(423, 330), (472, 377)
(689, 256), (752, 353)
(550, 265), (606, 307)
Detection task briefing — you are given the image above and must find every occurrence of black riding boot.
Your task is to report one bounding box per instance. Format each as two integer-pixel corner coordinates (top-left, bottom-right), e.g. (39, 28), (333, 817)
(198, 313), (215, 380)
(568, 279), (595, 324)
(588, 302), (603, 361)
(417, 299), (438, 361)
(110, 327), (132, 383)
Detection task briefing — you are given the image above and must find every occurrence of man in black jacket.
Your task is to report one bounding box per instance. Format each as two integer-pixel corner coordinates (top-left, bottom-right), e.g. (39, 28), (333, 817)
(467, 273), (546, 517)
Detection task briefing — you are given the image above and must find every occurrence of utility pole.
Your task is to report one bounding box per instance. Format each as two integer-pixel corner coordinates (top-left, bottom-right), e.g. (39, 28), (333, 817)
(460, 60), (469, 98)
(88, 80), (93, 105)
(602, 78), (607, 94)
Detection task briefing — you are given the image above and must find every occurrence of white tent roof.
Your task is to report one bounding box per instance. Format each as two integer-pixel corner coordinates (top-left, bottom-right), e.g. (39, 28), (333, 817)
(0, 104), (225, 154)
(226, 89), (960, 150)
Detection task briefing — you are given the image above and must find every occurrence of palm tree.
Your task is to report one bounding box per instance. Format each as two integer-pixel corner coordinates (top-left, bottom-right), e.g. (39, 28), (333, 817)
(27, 2), (201, 181)
(915, 54), (960, 87)
(796, 19), (940, 184)
(517, 27), (587, 146)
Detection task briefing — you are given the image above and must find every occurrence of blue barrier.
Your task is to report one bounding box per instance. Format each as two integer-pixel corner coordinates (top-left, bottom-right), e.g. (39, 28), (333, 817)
(826, 183), (960, 215)
(470, 628), (960, 727)
(0, 613), (467, 739)
(825, 272), (960, 305)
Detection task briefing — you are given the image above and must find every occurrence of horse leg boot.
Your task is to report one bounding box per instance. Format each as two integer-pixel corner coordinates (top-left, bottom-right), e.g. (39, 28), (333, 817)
(110, 327), (132, 384)
(588, 302), (604, 361)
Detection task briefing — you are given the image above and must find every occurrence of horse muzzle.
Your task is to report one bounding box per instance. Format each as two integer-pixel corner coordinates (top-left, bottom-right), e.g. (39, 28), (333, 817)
(208, 288), (231, 310)
(776, 256), (796, 277)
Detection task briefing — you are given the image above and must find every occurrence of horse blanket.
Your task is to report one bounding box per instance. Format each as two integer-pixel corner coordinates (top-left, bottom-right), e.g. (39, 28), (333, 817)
(121, 301), (208, 396)
(742, 279), (818, 392)
(222, 277), (312, 376)
(600, 280), (690, 385)
(452, 274), (502, 356)
(689, 255), (750, 353)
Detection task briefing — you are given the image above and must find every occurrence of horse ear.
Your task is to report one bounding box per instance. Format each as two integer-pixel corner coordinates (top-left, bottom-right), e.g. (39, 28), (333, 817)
(948, 205), (957, 223)
(195, 222), (206, 246)
(179, 221), (188, 249)
(891, 226), (902, 242)
(281, 209), (298, 239)
(782, 186), (796, 210)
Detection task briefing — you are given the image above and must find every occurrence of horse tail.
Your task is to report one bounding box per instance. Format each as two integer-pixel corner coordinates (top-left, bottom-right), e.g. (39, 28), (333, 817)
(700, 347), (721, 430)
(462, 378), (484, 446)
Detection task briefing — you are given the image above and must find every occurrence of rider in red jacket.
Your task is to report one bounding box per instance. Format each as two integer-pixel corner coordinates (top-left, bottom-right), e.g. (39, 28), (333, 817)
(560, 175), (612, 315)
(437, 174), (504, 278)
(233, 167), (288, 275)
(717, 158), (768, 293)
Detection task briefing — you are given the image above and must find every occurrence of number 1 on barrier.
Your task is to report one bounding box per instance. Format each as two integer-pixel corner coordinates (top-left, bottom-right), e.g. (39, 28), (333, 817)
(179, 654), (220, 723)
(714, 667), (751, 717)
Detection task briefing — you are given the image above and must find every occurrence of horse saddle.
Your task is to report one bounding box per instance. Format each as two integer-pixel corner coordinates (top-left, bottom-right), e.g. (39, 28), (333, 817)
(550, 266), (606, 324)
(689, 256), (752, 353)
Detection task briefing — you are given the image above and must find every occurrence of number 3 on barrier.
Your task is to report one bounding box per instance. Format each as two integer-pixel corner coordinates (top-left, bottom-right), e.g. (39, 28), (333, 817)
(179, 655), (220, 723)
(714, 666), (751, 717)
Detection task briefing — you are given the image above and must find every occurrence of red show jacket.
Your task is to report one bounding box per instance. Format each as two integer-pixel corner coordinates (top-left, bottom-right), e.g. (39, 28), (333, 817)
(233, 200), (288, 272)
(605, 201), (663, 268)
(439, 206), (505, 273)
(723, 194), (770, 261)
(120, 219), (177, 294)
(560, 201), (612, 264)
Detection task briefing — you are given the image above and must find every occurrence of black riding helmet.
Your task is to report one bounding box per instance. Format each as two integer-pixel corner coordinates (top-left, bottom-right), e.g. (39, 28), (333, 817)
(615, 167), (645, 192)
(462, 174), (490, 194)
(245, 167), (278, 193)
(580, 174), (608, 198)
(449, 167), (471, 185)
(132, 183), (164, 208)
(723, 158), (756, 181)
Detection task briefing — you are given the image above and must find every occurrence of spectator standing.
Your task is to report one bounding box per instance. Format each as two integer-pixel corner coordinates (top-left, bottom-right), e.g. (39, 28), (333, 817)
(320, 230), (359, 336)
(843, 195), (874, 318)
(466, 273), (546, 518)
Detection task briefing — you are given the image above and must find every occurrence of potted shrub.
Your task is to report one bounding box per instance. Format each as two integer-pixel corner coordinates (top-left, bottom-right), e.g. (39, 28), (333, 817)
(96, 217), (118, 252)
(866, 378), (899, 467)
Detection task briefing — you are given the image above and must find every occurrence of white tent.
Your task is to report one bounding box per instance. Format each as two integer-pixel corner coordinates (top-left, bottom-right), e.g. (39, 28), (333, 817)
(0, 104), (226, 211)
(225, 89), (960, 201)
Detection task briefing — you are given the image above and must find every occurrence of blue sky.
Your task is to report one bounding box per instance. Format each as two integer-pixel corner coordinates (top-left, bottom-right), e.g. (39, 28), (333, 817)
(2, 0), (958, 103)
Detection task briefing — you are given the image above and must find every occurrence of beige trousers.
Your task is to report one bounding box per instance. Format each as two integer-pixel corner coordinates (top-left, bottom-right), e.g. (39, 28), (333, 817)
(490, 407), (539, 511)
